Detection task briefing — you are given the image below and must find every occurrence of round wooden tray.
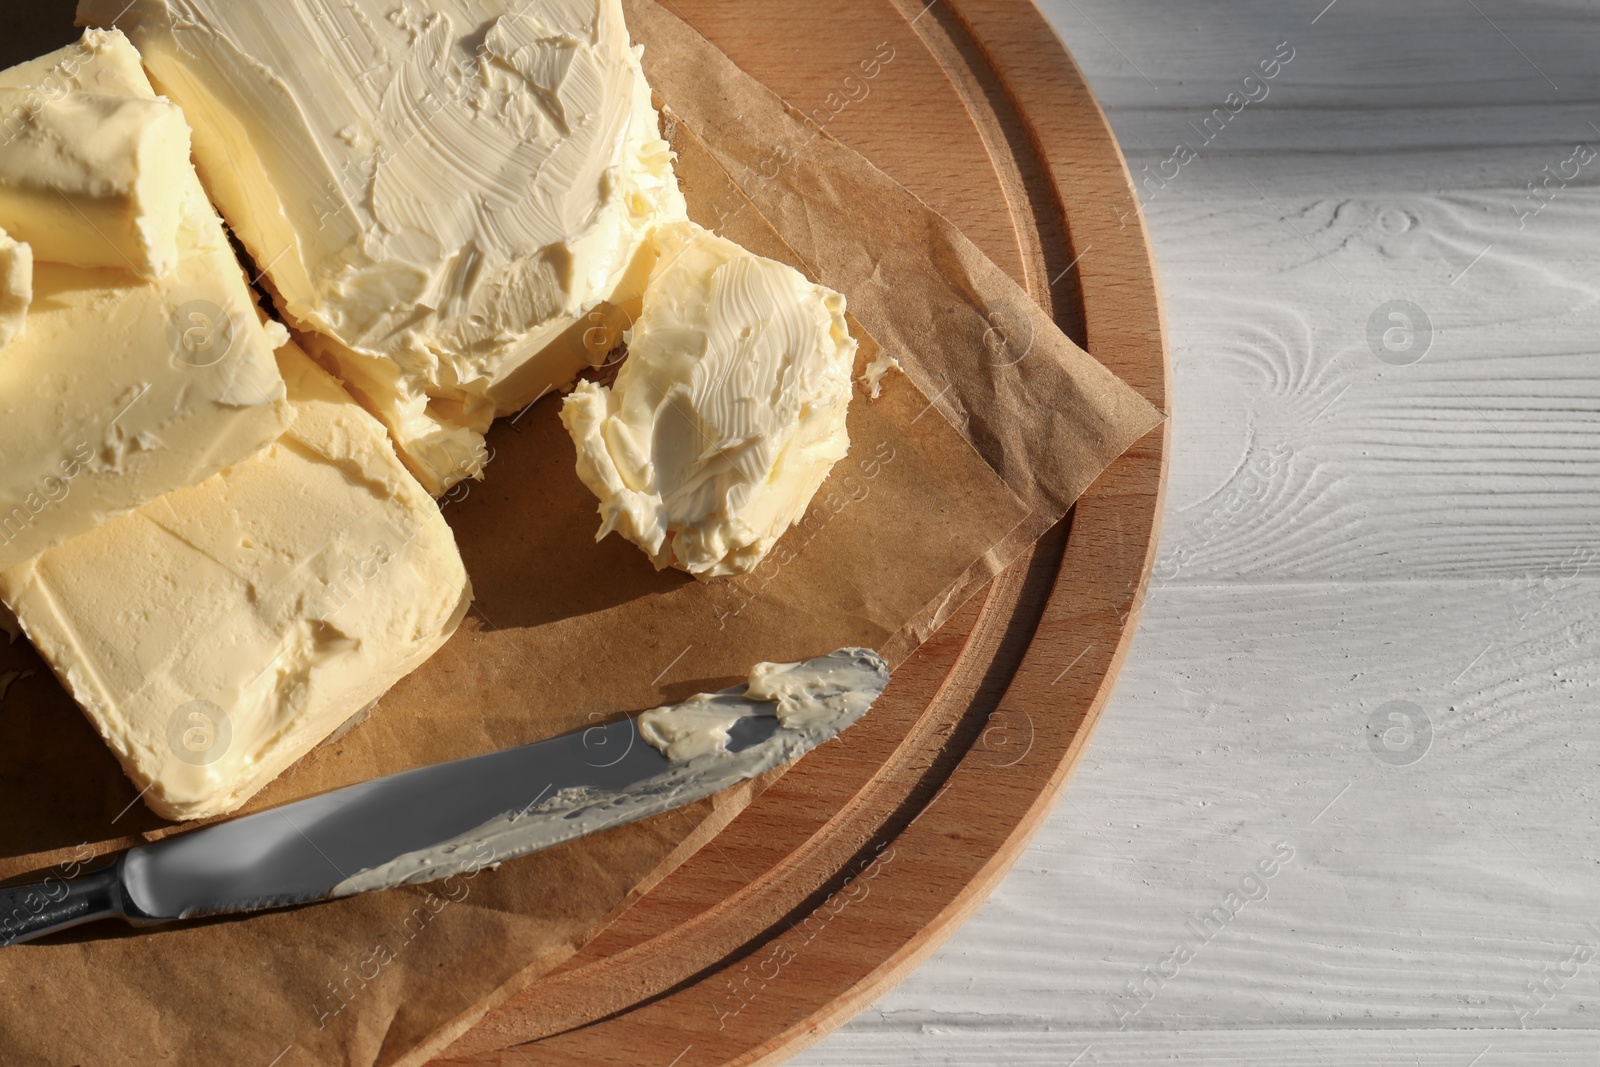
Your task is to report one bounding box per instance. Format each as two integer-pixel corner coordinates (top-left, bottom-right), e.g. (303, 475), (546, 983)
(440, 2), (1169, 1064)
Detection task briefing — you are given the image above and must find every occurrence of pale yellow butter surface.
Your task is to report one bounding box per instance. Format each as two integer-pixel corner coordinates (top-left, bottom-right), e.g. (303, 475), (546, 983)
(562, 222), (857, 578)
(81, 0), (688, 494)
(0, 342), (473, 821)
(0, 227), (30, 351)
(0, 30), (292, 572)
(0, 87), (190, 280)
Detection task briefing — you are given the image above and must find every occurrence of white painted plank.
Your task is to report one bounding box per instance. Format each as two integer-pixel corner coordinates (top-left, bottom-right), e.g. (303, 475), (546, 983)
(797, 1028), (1590, 1066)
(803, 0), (1600, 1063)
(827, 582), (1600, 1026)
(1040, 0), (1596, 194)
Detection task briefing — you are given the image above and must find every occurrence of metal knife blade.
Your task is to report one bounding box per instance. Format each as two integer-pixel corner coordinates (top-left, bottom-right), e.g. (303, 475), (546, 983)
(0, 647), (888, 945)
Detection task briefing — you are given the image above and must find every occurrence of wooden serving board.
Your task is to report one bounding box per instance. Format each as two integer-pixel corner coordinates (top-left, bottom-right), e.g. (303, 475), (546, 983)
(0, 2), (1164, 1061)
(437, 2), (1169, 1064)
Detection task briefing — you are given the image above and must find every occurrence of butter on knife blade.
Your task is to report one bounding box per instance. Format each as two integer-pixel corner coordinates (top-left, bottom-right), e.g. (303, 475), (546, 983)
(0, 649), (888, 943)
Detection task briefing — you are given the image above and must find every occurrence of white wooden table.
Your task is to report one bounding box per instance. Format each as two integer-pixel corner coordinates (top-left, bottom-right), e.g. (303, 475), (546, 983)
(800, 1), (1600, 1063)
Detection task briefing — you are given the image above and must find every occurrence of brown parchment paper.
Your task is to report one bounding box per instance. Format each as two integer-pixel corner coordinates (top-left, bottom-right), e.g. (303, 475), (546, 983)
(626, 0), (1164, 647)
(0, 8), (1161, 1067)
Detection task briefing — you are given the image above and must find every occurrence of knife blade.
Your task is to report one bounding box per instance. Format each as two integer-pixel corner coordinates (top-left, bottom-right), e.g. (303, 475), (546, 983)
(0, 647), (888, 946)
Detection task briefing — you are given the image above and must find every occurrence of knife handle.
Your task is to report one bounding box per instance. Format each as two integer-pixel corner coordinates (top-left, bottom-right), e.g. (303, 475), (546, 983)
(0, 859), (127, 947)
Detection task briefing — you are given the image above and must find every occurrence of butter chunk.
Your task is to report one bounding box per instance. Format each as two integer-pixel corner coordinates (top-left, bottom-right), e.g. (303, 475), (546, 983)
(0, 88), (190, 280)
(0, 228), (29, 351)
(0, 30), (293, 572)
(0, 29), (271, 267)
(0, 342), (473, 822)
(82, 0), (689, 494)
(562, 222), (857, 578)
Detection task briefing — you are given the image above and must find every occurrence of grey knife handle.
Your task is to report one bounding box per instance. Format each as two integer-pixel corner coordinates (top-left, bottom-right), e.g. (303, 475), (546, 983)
(0, 858), (131, 946)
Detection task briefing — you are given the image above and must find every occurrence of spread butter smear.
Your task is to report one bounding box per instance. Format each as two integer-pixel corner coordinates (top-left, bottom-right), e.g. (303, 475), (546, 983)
(330, 649), (888, 896)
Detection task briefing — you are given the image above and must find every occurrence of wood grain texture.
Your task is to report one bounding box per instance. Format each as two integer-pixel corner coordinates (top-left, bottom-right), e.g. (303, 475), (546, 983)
(796, 1), (1600, 1064)
(438, 1), (1168, 1064)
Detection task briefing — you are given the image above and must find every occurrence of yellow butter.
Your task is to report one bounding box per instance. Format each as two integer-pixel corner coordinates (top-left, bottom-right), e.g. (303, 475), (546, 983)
(0, 342), (473, 822)
(0, 88), (190, 280)
(0, 228), (29, 351)
(82, 0), (688, 494)
(0, 30), (292, 572)
(562, 222), (857, 578)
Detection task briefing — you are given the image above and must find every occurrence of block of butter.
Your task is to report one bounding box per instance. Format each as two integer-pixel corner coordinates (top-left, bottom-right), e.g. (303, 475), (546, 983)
(0, 227), (29, 351)
(0, 30), (293, 573)
(0, 87), (190, 280)
(562, 222), (858, 578)
(0, 342), (473, 821)
(82, 0), (689, 494)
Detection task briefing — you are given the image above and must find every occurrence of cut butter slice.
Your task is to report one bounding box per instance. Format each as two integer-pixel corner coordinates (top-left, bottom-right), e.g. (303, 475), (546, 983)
(562, 222), (858, 579)
(0, 228), (30, 351)
(0, 342), (474, 822)
(0, 87), (189, 280)
(0, 29), (293, 573)
(81, 0), (689, 494)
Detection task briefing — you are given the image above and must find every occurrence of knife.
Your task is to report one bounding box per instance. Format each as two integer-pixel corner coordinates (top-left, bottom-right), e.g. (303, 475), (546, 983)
(0, 647), (887, 946)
